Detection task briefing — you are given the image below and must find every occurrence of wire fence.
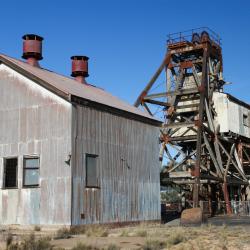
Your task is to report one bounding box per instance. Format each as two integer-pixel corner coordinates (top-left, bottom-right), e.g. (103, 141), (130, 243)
(161, 200), (250, 218)
(200, 200), (250, 216)
(229, 201), (250, 216)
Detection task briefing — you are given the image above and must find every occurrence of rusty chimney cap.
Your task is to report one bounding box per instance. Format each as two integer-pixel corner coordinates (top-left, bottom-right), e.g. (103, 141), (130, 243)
(71, 55), (89, 77)
(71, 55), (89, 61)
(22, 34), (44, 41)
(22, 34), (43, 61)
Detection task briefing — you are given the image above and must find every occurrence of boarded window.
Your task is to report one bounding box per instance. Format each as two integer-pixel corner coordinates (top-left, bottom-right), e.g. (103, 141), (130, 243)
(23, 157), (40, 187)
(4, 158), (18, 188)
(85, 154), (98, 187)
(243, 114), (248, 127)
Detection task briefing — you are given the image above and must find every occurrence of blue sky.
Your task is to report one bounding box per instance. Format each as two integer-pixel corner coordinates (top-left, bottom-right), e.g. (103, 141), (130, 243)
(1, 0), (250, 106)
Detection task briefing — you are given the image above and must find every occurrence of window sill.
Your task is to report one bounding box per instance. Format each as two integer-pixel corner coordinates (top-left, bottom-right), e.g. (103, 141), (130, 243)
(85, 186), (100, 189)
(1, 187), (18, 190)
(22, 186), (40, 189)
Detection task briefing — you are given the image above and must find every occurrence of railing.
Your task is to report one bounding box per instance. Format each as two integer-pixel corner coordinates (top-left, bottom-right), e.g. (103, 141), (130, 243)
(167, 27), (221, 46)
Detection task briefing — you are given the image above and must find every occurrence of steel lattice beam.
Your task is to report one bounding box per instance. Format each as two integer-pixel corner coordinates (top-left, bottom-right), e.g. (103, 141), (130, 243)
(135, 28), (250, 215)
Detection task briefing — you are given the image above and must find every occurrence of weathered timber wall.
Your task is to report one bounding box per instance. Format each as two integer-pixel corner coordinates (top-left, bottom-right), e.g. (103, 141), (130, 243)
(71, 105), (161, 225)
(0, 64), (72, 225)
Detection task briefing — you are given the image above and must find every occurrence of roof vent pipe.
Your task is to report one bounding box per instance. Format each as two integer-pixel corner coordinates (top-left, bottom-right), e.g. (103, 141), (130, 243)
(71, 56), (89, 84)
(22, 34), (43, 67)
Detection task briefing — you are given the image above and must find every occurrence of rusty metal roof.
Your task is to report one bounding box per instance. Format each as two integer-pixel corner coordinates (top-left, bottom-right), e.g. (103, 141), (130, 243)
(0, 54), (159, 123)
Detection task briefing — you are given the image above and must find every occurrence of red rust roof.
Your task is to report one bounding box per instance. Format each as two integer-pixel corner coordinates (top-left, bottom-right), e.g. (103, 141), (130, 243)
(0, 54), (159, 123)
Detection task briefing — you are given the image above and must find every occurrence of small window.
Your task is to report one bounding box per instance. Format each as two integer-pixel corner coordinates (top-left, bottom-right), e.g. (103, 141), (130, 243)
(85, 154), (98, 188)
(243, 114), (248, 127)
(23, 157), (40, 187)
(3, 158), (18, 188)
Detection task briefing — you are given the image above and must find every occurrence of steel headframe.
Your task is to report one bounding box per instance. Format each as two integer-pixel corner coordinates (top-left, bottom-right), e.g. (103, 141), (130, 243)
(135, 27), (249, 214)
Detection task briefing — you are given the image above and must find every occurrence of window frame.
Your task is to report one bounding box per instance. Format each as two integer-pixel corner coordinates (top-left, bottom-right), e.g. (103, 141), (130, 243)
(85, 153), (99, 188)
(23, 156), (40, 188)
(243, 113), (249, 127)
(3, 157), (18, 189)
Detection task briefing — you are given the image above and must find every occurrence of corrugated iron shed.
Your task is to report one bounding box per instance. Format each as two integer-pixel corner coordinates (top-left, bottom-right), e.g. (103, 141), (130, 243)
(0, 51), (161, 226)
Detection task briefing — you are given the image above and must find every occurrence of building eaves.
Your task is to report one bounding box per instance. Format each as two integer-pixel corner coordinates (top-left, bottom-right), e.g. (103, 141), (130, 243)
(225, 92), (250, 110)
(0, 54), (70, 101)
(0, 54), (161, 125)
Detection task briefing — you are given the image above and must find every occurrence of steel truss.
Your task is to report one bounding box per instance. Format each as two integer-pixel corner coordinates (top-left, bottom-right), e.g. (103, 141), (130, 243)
(135, 28), (250, 214)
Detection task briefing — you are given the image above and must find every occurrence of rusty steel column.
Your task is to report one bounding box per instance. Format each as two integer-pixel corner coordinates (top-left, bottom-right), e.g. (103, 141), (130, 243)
(238, 141), (243, 165)
(193, 48), (208, 208)
(223, 182), (232, 214)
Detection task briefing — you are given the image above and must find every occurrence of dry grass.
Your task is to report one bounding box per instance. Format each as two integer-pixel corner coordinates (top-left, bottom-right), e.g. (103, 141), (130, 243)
(6, 233), (53, 250)
(112, 224), (250, 249)
(135, 230), (148, 237)
(166, 231), (186, 247)
(69, 226), (86, 235)
(54, 227), (72, 239)
(142, 239), (166, 250)
(54, 225), (110, 239)
(85, 225), (109, 237)
(119, 229), (130, 237)
(6, 233), (13, 248)
(71, 243), (99, 250)
(3, 223), (250, 250)
(106, 244), (120, 250)
(34, 226), (41, 232)
(70, 242), (120, 250)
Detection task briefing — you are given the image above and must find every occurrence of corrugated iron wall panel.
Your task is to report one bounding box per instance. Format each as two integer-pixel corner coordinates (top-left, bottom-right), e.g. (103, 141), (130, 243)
(0, 66), (72, 225)
(72, 105), (160, 225)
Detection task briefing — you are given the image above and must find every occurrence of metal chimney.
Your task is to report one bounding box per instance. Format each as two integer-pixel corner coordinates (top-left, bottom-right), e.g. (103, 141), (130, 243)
(71, 56), (89, 84)
(22, 34), (43, 67)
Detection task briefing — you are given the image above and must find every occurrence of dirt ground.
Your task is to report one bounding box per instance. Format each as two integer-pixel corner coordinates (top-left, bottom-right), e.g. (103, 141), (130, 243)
(1, 217), (250, 249)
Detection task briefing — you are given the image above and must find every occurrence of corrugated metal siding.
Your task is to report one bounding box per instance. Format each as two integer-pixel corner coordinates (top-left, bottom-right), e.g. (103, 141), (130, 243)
(71, 105), (161, 225)
(213, 92), (250, 138)
(0, 65), (72, 225)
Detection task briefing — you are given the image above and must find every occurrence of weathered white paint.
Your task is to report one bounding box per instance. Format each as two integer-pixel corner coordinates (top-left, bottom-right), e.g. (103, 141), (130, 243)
(213, 92), (229, 133)
(0, 158), (3, 188)
(0, 64), (72, 225)
(213, 92), (250, 138)
(171, 92), (250, 139)
(0, 62), (161, 226)
(71, 106), (161, 225)
(0, 64), (71, 107)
